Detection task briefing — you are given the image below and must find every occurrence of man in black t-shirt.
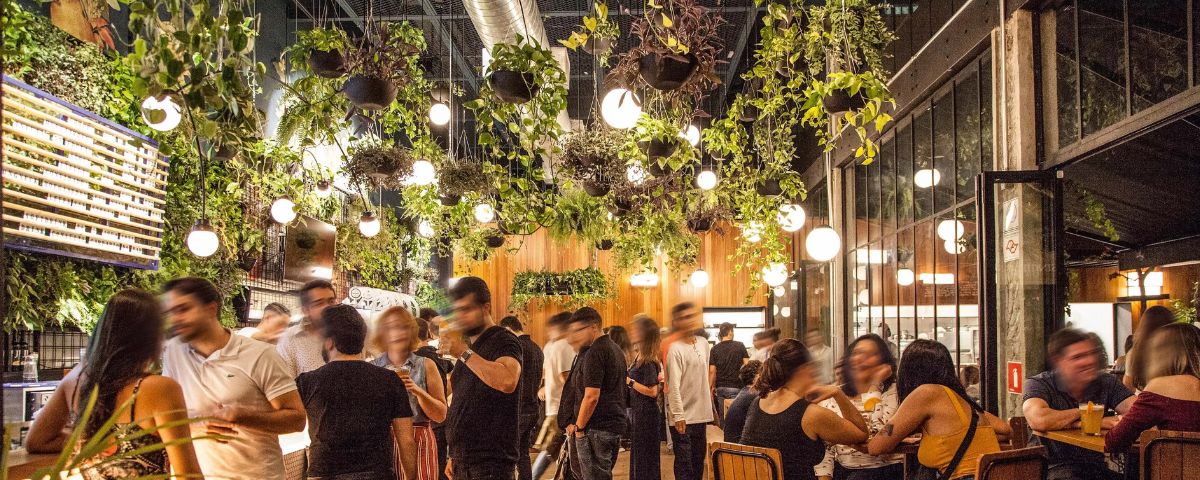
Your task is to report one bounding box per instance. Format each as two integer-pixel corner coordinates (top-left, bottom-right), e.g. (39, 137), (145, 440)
(440, 277), (524, 480)
(501, 315), (545, 480)
(563, 307), (627, 480)
(297, 305), (417, 479)
(708, 322), (748, 424)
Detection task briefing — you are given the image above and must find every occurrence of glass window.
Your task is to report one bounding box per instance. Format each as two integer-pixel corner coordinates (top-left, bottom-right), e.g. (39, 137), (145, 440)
(1128, 0), (1189, 112)
(956, 203), (980, 367)
(934, 214), (958, 338)
(881, 137), (897, 235)
(932, 90), (957, 212)
(897, 124), (914, 225)
(913, 109), (934, 219)
(868, 157), (881, 242)
(843, 166), (857, 250)
(1078, 0), (1127, 135)
(980, 55), (993, 167)
(897, 227), (917, 353)
(914, 220), (936, 345)
(882, 233), (898, 346)
(1056, 3), (1081, 146)
(856, 163), (869, 248)
(955, 70), (981, 203)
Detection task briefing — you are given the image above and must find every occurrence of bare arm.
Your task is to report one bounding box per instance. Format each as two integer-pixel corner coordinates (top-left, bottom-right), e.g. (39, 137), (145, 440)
(868, 386), (932, 456)
(983, 411), (1012, 441)
(462, 355), (521, 394)
(708, 365), (717, 392)
(1022, 397), (1081, 432)
(141, 377), (204, 477)
(402, 359), (448, 423)
(629, 378), (659, 398)
(391, 417), (418, 479)
(804, 402), (868, 445)
(218, 390), (307, 435)
(574, 387), (601, 430)
(24, 371), (77, 453)
(1114, 395), (1134, 415)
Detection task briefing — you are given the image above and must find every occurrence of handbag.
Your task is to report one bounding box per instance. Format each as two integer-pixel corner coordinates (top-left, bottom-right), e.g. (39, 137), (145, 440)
(910, 406), (980, 480)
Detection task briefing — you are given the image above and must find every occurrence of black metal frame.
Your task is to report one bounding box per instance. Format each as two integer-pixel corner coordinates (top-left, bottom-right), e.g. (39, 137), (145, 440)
(1140, 434), (1200, 479)
(976, 170), (1066, 414)
(710, 448), (782, 480)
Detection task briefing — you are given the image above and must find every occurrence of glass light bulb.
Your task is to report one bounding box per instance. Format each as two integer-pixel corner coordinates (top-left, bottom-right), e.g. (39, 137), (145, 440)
(680, 124), (701, 147)
(689, 269), (710, 288)
(315, 181), (333, 198)
(359, 212), (381, 238)
(914, 168), (942, 189)
(407, 160), (437, 186)
(626, 163), (647, 184)
(429, 102), (451, 126)
(417, 219), (435, 238)
(762, 262), (789, 287)
(944, 239), (966, 254)
(270, 197), (296, 224)
(777, 204), (807, 232)
(186, 222), (219, 257)
(696, 170), (718, 190)
(473, 203), (496, 223)
(805, 226), (841, 261)
(600, 88), (641, 129)
(937, 219), (966, 241)
(140, 95), (182, 132)
(742, 221), (764, 243)
(897, 268), (915, 286)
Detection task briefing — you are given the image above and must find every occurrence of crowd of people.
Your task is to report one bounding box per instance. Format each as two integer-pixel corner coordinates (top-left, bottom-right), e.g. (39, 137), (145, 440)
(20, 275), (1200, 480)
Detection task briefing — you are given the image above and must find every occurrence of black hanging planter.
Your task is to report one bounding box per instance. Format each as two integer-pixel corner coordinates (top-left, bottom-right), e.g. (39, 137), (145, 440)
(488, 70), (539, 104)
(582, 36), (612, 56)
(638, 138), (678, 162)
(485, 234), (506, 248)
(213, 144), (237, 162)
(688, 218), (714, 233)
(608, 197), (633, 217)
(439, 194), (461, 207)
(307, 49), (346, 78)
(822, 89), (867, 114)
(646, 160), (669, 178)
(237, 251), (258, 272)
(583, 180), (610, 197)
(756, 178), (783, 196)
(739, 103), (760, 123)
(638, 53), (699, 91)
(344, 75), (398, 110)
(596, 239), (615, 251)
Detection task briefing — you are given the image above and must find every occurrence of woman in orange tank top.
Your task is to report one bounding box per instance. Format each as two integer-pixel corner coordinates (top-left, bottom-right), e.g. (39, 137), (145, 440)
(867, 340), (1011, 480)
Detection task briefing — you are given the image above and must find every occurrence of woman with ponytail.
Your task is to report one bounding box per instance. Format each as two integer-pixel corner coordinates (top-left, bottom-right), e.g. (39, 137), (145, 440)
(739, 339), (869, 480)
(867, 340), (1010, 480)
(25, 289), (204, 479)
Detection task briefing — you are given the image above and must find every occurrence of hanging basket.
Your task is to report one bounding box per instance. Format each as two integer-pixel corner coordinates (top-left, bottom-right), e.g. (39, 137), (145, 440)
(822, 89), (868, 114)
(439, 194), (461, 207)
(756, 178), (783, 197)
(596, 239), (615, 251)
(637, 53), (699, 91)
(485, 234), (506, 248)
(488, 70), (539, 104)
(307, 49), (346, 78)
(583, 180), (610, 197)
(608, 197), (633, 217)
(638, 138), (678, 162)
(688, 217), (714, 233)
(344, 75), (398, 110)
(582, 36), (612, 56)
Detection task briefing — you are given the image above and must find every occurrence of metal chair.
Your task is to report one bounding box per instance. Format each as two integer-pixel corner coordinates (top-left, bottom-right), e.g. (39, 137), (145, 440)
(708, 441), (783, 480)
(1138, 429), (1200, 480)
(976, 446), (1047, 480)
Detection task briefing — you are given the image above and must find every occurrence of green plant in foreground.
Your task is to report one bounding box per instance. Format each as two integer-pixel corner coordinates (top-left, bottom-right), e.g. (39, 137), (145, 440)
(510, 267), (613, 311)
(559, 2), (621, 65)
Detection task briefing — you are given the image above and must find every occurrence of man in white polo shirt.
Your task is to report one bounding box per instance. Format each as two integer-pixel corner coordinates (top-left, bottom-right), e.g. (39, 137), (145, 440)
(161, 277), (307, 480)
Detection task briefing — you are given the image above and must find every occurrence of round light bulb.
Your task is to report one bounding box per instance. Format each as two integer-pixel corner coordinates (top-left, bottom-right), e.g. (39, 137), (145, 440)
(696, 170), (718, 190)
(944, 239), (966, 254)
(406, 160), (437, 186)
(742, 221), (764, 243)
(600, 88), (641, 129)
(897, 268), (915, 286)
(762, 262), (789, 287)
(780, 307), (792, 318)
(417, 219), (435, 238)
(914, 168), (942, 189)
(359, 212), (381, 238)
(857, 289), (870, 306)
(773, 286), (785, 297)
(186, 221), (219, 257)
(315, 180), (333, 198)
(680, 124), (701, 147)
(473, 202), (496, 223)
(269, 197), (297, 224)
(936, 219), (966, 241)
(140, 94), (182, 132)
(429, 102), (451, 126)
(626, 163), (647, 184)
(777, 204), (807, 233)
(805, 225), (841, 262)
(690, 269), (710, 288)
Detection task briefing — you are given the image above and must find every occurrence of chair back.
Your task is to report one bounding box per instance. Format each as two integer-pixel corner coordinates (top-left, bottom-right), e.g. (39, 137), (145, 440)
(1139, 429), (1200, 480)
(976, 446), (1046, 480)
(708, 441), (783, 480)
(1008, 416), (1031, 449)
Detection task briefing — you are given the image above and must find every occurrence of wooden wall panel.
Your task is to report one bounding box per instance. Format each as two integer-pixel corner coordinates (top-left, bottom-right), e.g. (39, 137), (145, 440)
(457, 223), (772, 345)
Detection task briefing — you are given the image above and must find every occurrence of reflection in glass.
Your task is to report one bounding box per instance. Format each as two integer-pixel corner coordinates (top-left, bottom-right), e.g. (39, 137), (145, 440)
(1056, 4), (1080, 146)
(897, 125), (914, 224)
(1078, 0), (1127, 135)
(1129, 0), (1188, 112)
(933, 91), (957, 212)
(955, 70), (981, 202)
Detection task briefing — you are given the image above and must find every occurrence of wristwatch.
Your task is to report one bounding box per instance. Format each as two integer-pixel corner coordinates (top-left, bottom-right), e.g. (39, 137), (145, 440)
(458, 349), (474, 363)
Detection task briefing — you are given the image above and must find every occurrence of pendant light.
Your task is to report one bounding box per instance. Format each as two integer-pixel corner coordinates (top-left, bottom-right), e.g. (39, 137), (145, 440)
(600, 88), (641, 129)
(315, 180), (333, 198)
(140, 94), (182, 132)
(680, 124), (701, 147)
(762, 262), (789, 287)
(777, 204), (807, 232)
(270, 196), (297, 224)
(689, 269), (710, 288)
(805, 225), (841, 262)
(408, 160), (437, 186)
(696, 170), (718, 190)
(417, 219), (435, 238)
(473, 202), (496, 223)
(186, 220), (219, 258)
(359, 211), (381, 238)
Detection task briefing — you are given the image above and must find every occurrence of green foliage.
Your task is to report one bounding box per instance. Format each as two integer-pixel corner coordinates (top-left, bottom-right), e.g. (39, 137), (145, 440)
(416, 282), (450, 314)
(439, 160), (491, 197)
(510, 267), (613, 311)
(559, 127), (627, 187)
(626, 115), (696, 172)
(336, 206), (430, 291)
(607, 0), (724, 113)
(612, 204), (700, 273)
(801, 71), (895, 163)
(1171, 281), (1199, 324)
(559, 2), (621, 66)
(345, 141), (417, 190)
(1078, 187), (1120, 242)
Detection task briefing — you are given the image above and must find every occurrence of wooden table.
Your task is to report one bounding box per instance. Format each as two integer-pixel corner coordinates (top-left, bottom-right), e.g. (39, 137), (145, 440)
(1033, 428), (1108, 453)
(5, 449), (60, 480)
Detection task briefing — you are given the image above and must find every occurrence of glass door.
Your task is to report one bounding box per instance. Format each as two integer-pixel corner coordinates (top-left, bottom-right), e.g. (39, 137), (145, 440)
(976, 171), (1066, 417)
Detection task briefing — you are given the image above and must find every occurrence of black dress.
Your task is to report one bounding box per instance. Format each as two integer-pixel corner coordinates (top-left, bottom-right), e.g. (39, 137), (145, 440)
(627, 359), (662, 480)
(739, 397), (825, 480)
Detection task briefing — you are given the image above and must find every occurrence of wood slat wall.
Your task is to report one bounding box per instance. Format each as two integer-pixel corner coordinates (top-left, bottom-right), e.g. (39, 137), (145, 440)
(458, 223), (775, 345)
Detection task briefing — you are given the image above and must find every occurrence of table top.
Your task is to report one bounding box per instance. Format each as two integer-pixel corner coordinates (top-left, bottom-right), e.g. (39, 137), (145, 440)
(5, 448), (61, 480)
(1033, 428), (1107, 453)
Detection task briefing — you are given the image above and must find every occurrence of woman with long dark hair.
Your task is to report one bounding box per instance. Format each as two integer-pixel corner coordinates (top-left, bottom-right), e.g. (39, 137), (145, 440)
(1122, 305), (1176, 390)
(626, 315), (663, 480)
(739, 339), (869, 480)
(815, 334), (903, 480)
(25, 289), (204, 479)
(868, 340), (1010, 480)
(606, 325), (633, 362)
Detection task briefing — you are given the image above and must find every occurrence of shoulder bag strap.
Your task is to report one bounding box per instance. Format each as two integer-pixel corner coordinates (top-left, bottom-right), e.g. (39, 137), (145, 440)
(939, 404), (980, 480)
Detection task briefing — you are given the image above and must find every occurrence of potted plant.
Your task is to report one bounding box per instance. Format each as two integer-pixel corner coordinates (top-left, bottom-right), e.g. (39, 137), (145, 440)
(485, 230), (506, 248)
(345, 142), (416, 189)
(484, 35), (562, 104)
(629, 115), (692, 174)
(607, 0), (724, 100)
(342, 22), (426, 110)
(439, 160), (489, 206)
(756, 177), (783, 196)
(559, 2), (621, 65)
(596, 239), (615, 250)
(560, 127), (626, 197)
(292, 27), (350, 78)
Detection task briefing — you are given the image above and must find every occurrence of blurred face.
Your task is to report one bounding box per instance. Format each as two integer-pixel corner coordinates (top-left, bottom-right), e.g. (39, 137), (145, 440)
(849, 340), (883, 382)
(672, 306), (701, 332)
(302, 287), (337, 325)
(383, 316), (414, 351)
(788, 363), (817, 394)
(1146, 330), (1175, 379)
(1056, 339), (1103, 386)
(163, 291), (218, 342)
(628, 323), (645, 344)
(806, 331), (825, 348)
(452, 294), (489, 334)
(566, 322), (598, 352)
(259, 310), (290, 335)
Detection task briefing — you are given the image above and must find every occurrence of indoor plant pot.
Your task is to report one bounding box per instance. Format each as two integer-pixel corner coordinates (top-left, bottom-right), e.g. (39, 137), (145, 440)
(637, 53), (699, 91)
(344, 75), (398, 110)
(582, 180), (610, 197)
(485, 234), (506, 248)
(687, 217), (714, 233)
(756, 178), (783, 196)
(638, 138), (678, 162)
(646, 160), (669, 177)
(488, 70), (539, 104)
(439, 194), (461, 207)
(739, 103), (760, 123)
(582, 36), (612, 56)
(307, 49), (346, 78)
(608, 197), (633, 216)
(596, 239), (615, 250)
(822, 89), (867, 114)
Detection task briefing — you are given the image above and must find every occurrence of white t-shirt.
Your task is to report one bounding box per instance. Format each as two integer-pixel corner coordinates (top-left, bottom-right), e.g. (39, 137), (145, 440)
(235, 326), (259, 338)
(275, 323), (326, 377)
(542, 338), (576, 416)
(162, 331), (298, 480)
(666, 338), (714, 425)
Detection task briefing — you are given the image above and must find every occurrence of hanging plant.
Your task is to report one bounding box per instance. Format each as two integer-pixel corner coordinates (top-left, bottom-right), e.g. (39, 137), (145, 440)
(627, 115), (695, 176)
(438, 159), (490, 204)
(607, 0), (725, 110)
(291, 27), (350, 78)
(345, 142), (416, 189)
(480, 34), (567, 105)
(559, 127), (627, 196)
(560, 2), (621, 65)
(342, 22), (426, 110)
(510, 267), (614, 311)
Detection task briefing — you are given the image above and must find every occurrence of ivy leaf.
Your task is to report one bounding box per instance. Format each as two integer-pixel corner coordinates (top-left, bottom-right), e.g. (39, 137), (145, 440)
(660, 13), (673, 28)
(583, 16), (597, 31)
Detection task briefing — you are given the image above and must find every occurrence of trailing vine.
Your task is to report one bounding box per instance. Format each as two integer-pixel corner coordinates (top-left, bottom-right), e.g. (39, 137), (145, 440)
(510, 267), (614, 311)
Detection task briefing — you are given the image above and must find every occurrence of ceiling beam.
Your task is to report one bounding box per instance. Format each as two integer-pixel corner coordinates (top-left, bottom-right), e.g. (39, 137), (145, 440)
(417, 0), (479, 90)
(715, 6), (761, 113)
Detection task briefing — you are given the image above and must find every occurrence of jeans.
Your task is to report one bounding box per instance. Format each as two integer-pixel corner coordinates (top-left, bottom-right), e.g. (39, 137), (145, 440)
(569, 429), (621, 480)
(451, 460), (515, 480)
(669, 423), (708, 480)
(714, 387), (741, 424)
(307, 471), (391, 480)
(517, 413), (540, 480)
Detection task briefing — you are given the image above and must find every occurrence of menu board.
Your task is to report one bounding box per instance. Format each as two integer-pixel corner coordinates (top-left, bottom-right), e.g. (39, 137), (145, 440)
(2, 75), (169, 269)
